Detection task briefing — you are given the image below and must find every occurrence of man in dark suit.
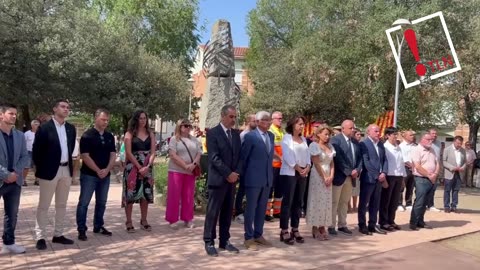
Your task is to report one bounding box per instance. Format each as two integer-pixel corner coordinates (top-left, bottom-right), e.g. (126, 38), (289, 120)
(203, 105), (242, 257)
(33, 99), (77, 250)
(0, 103), (29, 254)
(329, 119), (361, 236)
(240, 111), (274, 251)
(358, 124), (389, 235)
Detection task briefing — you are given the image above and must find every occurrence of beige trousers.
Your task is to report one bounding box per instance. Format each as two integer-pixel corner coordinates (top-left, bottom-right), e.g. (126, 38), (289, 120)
(35, 167), (72, 240)
(330, 176), (353, 228)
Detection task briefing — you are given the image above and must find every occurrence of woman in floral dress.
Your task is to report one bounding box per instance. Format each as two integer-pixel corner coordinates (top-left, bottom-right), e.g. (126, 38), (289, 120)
(122, 110), (156, 232)
(306, 125), (335, 240)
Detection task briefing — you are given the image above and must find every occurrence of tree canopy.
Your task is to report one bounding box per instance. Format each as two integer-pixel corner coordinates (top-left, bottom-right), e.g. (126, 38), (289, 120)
(0, 0), (200, 130)
(245, 0), (480, 133)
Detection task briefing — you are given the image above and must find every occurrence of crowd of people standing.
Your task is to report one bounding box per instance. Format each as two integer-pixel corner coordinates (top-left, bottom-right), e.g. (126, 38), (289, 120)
(0, 100), (479, 257)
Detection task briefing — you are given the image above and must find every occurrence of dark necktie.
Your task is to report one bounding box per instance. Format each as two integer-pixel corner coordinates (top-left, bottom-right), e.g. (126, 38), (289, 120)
(347, 139), (355, 165)
(226, 129), (232, 145)
(263, 133), (270, 152)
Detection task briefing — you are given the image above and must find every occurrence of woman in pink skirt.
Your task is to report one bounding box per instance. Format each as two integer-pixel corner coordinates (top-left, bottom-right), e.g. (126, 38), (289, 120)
(165, 119), (202, 229)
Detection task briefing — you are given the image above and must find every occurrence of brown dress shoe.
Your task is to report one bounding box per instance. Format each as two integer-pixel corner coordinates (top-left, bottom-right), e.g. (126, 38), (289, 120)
(254, 236), (272, 247)
(244, 239), (258, 251)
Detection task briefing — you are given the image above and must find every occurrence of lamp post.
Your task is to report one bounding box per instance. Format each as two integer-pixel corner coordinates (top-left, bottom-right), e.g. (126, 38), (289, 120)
(188, 77), (194, 121)
(392, 19), (412, 128)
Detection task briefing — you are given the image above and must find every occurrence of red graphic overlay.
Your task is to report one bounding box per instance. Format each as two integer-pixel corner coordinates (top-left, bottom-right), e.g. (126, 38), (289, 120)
(404, 29), (427, 76)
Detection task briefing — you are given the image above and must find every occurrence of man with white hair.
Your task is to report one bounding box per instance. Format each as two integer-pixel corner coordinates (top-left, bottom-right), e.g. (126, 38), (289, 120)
(240, 111), (274, 250)
(23, 120), (40, 186)
(409, 132), (439, 230)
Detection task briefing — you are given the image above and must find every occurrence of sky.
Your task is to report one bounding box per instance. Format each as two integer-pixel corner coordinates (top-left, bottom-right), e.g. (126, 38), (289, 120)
(197, 0), (257, 47)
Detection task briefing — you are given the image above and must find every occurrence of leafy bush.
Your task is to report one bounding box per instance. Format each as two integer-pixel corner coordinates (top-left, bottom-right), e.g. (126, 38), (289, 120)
(153, 161), (208, 212)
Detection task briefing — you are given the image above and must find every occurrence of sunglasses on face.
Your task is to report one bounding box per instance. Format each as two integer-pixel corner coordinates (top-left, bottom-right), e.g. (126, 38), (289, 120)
(182, 124), (192, 128)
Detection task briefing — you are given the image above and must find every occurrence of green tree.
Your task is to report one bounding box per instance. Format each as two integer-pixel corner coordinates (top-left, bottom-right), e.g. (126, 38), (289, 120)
(245, 0), (476, 131)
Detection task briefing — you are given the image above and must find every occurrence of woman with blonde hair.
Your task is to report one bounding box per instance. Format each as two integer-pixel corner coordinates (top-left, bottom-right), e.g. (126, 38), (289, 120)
(165, 119), (202, 229)
(306, 124), (335, 240)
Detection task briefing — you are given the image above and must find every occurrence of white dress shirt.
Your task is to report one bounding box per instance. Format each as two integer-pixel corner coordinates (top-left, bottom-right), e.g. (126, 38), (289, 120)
(24, 130), (35, 152)
(53, 118), (69, 163)
(454, 148), (462, 166)
(384, 141), (407, 177)
(399, 141), (416, 163)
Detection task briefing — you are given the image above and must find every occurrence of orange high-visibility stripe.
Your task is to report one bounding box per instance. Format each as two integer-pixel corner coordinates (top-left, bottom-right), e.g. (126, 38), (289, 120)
(270, 125), (284, 168)
(265, 201), (273, 216)
(272, 199), (282, 215)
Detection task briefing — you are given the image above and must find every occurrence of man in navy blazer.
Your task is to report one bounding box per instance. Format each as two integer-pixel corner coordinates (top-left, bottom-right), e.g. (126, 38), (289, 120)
(0, 103), (29, 254)
(203, 105), (242, 257)
(330, 119), (362, 236)
(240, 111), (274, 250)
(358, 124), (389, 235)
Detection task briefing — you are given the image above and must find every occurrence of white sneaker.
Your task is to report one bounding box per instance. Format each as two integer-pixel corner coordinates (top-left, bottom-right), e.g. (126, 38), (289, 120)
(397, 205), (405, 212)
(428, 207), (441, 212)
(1, 244), (26, 254)
(235, 214), (244, 224)
(405, 206), (413, 211)
(185, 221), (195, 229)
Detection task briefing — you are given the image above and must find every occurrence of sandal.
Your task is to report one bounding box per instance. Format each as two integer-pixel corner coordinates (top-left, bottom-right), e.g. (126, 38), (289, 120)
(291, 229), (305, 244)
(126, 222), (135, 233)
(140, 220), (152, 231)
(280, 230), (295, 245)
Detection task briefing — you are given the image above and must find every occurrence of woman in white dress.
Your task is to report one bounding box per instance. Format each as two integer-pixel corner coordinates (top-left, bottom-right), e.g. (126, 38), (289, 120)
(306, 125), (335, 241)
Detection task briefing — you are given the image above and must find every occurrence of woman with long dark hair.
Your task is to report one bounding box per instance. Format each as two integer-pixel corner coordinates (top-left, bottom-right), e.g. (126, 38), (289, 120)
(122, 110), (156, 232)
(279, 115), (311, 245)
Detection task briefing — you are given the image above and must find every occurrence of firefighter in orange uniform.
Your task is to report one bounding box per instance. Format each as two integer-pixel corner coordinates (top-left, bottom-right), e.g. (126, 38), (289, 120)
(266, 111), (285, 221)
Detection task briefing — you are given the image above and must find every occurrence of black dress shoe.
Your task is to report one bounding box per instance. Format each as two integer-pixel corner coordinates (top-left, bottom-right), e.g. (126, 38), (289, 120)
(36, 239), (47, 250)
(359, 227), (372, 235)
(78, 231), (87, 241)
(205, 243), (218, 257)
(380, 225), (394, 232)
(265, 215), (275, 222)
(338, 227), (353, 235)
(93, 227), (113, 236)
(417, 223), (433, 229)
(369, 226), (387, 235)
(409, 224), (419, 231)
(390, 224), (401, 230)
(327, 227), (338, 236)
(52, 235), (75, 245)
(219, 241), (239, 253)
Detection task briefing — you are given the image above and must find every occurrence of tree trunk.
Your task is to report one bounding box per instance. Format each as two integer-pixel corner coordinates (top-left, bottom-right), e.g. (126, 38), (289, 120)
(20, 104), (31, 132)
(468, 122), (480, 153)
(122, 114), (129, 133)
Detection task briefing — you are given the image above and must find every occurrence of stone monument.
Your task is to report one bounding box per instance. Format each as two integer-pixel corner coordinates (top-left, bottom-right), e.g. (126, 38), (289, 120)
(199, 19), (240, 129)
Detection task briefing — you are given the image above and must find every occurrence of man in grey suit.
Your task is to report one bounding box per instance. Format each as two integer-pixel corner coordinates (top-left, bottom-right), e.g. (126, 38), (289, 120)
(240, 111), (274, 251)
(0, 103), (29, 254)
(443, 136), (466, 213)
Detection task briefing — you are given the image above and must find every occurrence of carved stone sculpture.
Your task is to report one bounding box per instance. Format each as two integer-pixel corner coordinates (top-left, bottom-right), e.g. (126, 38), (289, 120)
(199, 20), (240, 129)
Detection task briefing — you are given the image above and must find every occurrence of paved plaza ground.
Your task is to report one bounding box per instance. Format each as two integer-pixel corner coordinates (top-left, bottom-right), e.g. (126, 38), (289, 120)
(1, 177), (480, 269)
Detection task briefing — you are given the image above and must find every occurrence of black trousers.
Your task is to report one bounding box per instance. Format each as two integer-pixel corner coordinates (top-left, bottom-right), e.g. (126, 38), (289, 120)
(279, 173), (306, 230)
(380, 176), (403, 226)
(203, 183), (235, 245)
(399, 167), (415, 207)
(358, 181), (382, 229)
